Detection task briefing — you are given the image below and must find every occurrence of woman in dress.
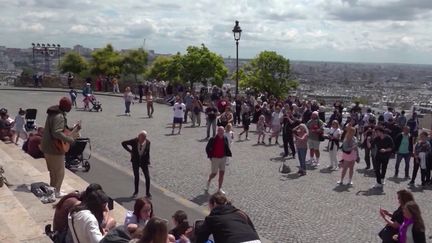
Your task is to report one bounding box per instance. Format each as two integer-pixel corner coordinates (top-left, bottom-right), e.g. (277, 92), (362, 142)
(338, 125), (358, 185)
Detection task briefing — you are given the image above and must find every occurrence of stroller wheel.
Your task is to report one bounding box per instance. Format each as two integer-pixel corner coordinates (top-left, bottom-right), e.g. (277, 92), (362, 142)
(84, 161), (91, 172)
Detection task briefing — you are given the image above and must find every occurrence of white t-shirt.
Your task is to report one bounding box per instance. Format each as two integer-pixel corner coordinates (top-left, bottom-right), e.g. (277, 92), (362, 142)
(328, 127), (341, 139)
(224, 131), (234, 145)
(173, 102), (186, 118)
(383, 111), (393, 122)
(68, 210), (104, 243)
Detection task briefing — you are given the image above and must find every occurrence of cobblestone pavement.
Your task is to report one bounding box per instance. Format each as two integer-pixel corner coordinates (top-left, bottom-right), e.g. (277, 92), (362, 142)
(1, 90), (432, 242)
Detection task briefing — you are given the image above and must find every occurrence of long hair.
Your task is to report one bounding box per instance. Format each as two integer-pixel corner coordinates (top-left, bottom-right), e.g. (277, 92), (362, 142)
(404, 201), (425, 232)
(138, 217), (168, 243)
(298, 123), (309, 136)
(133, 197), (154, 221)
(396, 190), (414, 206)
(70, 190), (109, 230)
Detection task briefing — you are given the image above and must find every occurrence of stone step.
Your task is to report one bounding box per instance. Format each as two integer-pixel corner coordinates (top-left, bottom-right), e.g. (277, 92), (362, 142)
(0, 185), (51, 242)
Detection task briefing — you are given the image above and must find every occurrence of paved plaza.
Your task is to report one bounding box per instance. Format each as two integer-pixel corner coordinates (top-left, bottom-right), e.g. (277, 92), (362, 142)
(1, 89), (432, 242)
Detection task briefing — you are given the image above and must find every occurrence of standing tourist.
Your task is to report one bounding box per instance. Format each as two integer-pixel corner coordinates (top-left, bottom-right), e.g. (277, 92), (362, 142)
(394, 126), (413, 179)
(338, 125), (358, 185)
(327, 120), (341, 170)
(191, 97), (203, 127)
(282, 109), (300, 158)
(205, 126), (232, 193)
(406, 113), (419, 146)
(183, 92), (193, 123)
(293, 123), (308, 176)
(121, 130), (152, 198)
(205, 103), (219, 139)
(238, 109), (251, 141)
(124, 87), (134, 116)
(67, 73), (74, 89)
(409, 131), (431, 187)
(112, 76), (120, 93)
(372, 127), (394, 189)
(306, 111), (324, 166)
(172, 96), (185, 135)
(146, 91), (154, 118)
(41, 97), (79, 198)
(268, 105), (282, 145)
(82, 83), (93, 110)
(224, 124), (234, 166)
(138, 82), (145, 103)
(218, 106), (233, 128)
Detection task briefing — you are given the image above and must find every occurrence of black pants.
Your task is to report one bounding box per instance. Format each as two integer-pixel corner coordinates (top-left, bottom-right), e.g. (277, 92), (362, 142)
(283, 134), (295, 157)
(234, 112), (241, 125)
(411, 161), (431, 184)
(373, 155), (390, 184)
(132, 163), (150, 195)
(139, 93), (143, 103)
(364, 147), (376, 169)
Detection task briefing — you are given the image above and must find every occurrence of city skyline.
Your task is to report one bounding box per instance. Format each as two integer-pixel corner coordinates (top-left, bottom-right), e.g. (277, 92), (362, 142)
(1, 0), (432, 65)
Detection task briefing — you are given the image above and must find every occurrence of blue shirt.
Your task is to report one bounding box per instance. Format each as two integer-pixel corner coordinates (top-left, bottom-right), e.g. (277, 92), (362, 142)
(398, 135), (409, 154)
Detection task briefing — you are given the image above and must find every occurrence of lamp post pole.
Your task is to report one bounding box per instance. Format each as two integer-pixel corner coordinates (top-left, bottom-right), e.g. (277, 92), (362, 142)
(232, 20), (242, 97)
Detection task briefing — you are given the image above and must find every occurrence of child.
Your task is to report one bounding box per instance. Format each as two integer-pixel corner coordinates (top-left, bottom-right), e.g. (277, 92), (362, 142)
(12, 108), (27, 145)
(225, 123), (234, 165)
(238, 110), (251, 140)
(256, 114), (266, 144)
(69, 88), (78, 107)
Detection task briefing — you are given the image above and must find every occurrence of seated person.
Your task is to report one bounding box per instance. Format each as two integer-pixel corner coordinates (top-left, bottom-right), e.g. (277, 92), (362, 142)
(169, 210), (193, 240)
(23, 127), (44, 158)
(68, 190), (110, 243)
(52, 184), (116, 235)
(125, 197), (153, 234)
(131, 217), (189, 243)
(0, 108), (13, 141)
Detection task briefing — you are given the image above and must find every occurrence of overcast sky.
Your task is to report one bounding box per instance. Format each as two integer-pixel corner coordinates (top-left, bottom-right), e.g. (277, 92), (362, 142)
(1, 0), (432, 64)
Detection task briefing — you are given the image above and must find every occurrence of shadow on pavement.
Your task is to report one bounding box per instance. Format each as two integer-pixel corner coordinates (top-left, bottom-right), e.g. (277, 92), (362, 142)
(387, 176), (407, 184)
(138, 116), (151, 119)
(285, 173), (301, 180)
(14, 184), (32, 193)
(190, 191), (210, 206)
(113, 196), (135, 206)
(357, 168), (376, 177)
(319, 168), (334, 174)
(333, 185), (351, 192)
(197, 138), (209, 143)
(269, 157), (286, 162)
(355, 188), (386, 196)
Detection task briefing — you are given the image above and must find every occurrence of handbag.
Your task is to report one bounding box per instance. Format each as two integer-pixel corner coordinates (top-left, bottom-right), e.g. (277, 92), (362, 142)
(279, 162), (291, 174)
(378, 225), (397, 243)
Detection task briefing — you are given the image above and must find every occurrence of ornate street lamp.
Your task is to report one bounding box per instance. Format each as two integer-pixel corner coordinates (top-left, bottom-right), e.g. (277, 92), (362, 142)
(232, 20), (242, 97)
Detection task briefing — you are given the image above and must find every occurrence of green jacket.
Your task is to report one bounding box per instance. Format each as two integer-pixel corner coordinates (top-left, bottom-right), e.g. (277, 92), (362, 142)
(40, 105), (74, 155)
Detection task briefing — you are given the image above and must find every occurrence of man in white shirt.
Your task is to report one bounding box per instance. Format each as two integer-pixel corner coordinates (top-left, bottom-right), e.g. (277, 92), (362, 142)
(383, 107), (394, 123)
(172, 96), (186, 135)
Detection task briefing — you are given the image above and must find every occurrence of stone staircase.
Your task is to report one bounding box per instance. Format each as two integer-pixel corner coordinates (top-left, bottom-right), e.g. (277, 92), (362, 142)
(0, 141), (127, 243)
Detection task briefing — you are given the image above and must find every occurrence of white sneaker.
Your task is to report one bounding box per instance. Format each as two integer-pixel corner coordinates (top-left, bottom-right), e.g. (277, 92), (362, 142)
(337, 180), (343, 185)
(382, 179), (386, 185)
(55, 191), (67, 198)
(218, 188), (226, 194)
(348, 181), (353, 186)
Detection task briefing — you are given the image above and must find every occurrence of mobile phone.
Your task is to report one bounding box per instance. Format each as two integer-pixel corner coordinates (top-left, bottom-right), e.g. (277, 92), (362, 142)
(108, 197), (114, 210)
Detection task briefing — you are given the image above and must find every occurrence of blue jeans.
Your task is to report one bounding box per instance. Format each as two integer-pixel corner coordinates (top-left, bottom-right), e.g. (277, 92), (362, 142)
(395, 153), (411, 177)
(125, 101), (131, 113)
(297, 147), (307, 171)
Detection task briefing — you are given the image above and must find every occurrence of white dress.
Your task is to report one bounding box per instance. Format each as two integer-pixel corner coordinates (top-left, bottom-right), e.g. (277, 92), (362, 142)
(13, 115), (26, 133)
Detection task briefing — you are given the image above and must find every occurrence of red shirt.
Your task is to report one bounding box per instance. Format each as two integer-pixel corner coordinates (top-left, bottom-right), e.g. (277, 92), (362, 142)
(27, 135), (43, 158)
(212, 136), (225, 158)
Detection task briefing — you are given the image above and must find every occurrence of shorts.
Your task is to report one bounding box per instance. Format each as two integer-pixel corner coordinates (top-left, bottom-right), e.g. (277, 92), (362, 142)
(308, 139), (320, 150)
(173, 117), (183, 124)
(211, 157), (227, 173)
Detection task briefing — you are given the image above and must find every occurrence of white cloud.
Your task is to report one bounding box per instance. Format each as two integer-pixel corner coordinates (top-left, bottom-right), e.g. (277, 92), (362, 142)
(0, 0), (431, 64)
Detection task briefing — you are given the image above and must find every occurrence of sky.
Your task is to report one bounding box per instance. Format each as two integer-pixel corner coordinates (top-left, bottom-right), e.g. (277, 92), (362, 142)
(1, 0), (432, 64)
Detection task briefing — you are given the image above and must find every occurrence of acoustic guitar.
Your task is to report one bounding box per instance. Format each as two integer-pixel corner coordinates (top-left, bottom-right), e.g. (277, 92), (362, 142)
(54, 121), (81, 153)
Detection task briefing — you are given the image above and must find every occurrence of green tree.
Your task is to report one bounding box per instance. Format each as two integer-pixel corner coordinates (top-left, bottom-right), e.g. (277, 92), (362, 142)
(90, 44), (122, 77)
(179, 44), (227, 88)
(240, 51), (298, 97)
(59, 52), (88, 75)
(146, 54), (183, 83)
(122, 48), (148, 83)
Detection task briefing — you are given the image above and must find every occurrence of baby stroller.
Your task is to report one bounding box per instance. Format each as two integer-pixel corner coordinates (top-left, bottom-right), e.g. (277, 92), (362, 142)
(25, 108), (37, 131)
(84, 94), (102, 112)
(65, 138), (91, 172)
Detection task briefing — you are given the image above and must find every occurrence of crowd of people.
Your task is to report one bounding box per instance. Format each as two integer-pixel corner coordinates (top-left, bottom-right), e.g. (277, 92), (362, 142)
(2, 83), (431, 243)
